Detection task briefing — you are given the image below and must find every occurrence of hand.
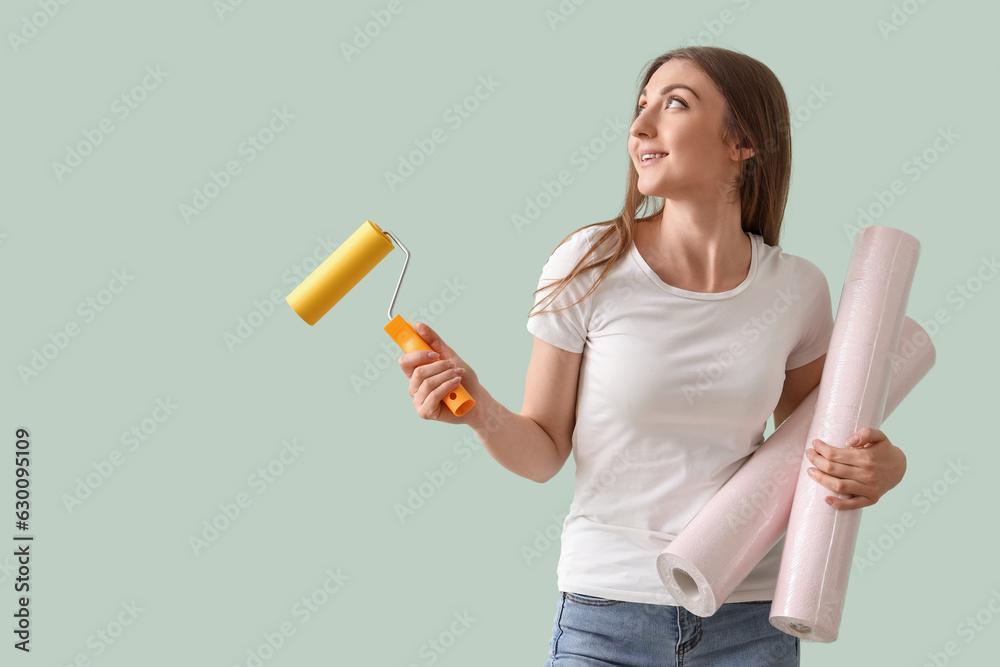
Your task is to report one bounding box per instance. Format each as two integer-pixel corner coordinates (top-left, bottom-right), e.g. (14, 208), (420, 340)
(397, 321), (482, 425)
(805, 427), (906, 511)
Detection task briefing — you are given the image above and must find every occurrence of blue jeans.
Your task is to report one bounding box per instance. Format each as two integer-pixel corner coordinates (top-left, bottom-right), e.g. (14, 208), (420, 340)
(544, 592), (799, 666)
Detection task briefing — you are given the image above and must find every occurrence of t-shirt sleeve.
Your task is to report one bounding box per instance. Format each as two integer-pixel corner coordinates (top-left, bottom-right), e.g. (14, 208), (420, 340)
(785, 259), (835, 371)
(525, 229), (595, 353)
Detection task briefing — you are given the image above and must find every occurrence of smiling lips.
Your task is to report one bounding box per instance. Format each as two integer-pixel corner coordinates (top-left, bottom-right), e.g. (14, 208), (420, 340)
(639, 152), (667, 166)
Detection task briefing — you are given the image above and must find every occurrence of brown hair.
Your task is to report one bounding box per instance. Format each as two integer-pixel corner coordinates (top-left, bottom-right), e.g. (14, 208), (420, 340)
(527, 46), (792, 319)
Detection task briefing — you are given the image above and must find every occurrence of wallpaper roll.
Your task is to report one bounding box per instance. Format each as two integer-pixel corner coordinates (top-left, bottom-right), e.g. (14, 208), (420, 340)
(770, 226), (921, 643)
(655, 316), (934, 617)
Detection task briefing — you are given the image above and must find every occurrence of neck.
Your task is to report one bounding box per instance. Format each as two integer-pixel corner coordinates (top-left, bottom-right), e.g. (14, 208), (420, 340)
(638, 200), (750, 292)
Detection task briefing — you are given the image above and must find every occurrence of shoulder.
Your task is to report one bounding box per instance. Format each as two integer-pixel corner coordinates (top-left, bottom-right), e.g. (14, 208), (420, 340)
(753, 233), (828, 293)
(557, 221), (613, 252)
(546, 222), (614, 267)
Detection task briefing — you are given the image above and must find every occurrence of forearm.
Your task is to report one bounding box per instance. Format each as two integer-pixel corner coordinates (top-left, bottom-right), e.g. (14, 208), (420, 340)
(465, 388), (564, 484)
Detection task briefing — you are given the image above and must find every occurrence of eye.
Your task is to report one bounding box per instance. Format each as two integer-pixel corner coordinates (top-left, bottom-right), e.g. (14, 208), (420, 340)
(635, 96), (687, 115)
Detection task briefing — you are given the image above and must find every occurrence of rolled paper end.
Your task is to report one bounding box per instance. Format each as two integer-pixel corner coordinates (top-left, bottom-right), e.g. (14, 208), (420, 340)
(656, 551), (718, 617)
(770, 615), (838, 643)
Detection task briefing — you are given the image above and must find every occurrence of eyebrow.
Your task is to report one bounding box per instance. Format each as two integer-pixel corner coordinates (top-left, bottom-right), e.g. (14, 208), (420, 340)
(638, 84), (701, 101)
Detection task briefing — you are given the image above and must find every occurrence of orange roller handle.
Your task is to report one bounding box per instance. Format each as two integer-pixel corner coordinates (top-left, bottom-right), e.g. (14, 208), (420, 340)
(384, 315), (475, 417)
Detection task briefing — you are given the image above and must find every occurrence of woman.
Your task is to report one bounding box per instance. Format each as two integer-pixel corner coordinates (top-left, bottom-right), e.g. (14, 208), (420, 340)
(397, 46), (907, 666)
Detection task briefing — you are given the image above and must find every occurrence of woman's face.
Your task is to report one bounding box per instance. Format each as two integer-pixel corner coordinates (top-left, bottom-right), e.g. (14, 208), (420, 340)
(628, 59), (748, 200)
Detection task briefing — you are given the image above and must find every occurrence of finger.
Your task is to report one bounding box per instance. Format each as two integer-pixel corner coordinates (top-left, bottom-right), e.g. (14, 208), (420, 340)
(399, 349), (441, 375)
(811, 441), (878, 473)
(408, 360), (457, 397)
(811, 439), (864, 468)
(416, 370), (463, 418)
(414, 321), (457, 359)
(806, 466), (870, 498)
(412, 362), (461, 403)
(827, 493), (875, 511)
(805, 448), (865, 481)
(846, 427), (887, 448)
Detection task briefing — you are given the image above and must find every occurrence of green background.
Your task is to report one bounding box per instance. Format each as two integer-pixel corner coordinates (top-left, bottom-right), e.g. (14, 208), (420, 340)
(2, 0), (996, 665)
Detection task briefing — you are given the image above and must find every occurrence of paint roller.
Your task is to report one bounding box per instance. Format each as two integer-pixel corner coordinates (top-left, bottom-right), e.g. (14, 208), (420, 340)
(285, 219), (475, 417)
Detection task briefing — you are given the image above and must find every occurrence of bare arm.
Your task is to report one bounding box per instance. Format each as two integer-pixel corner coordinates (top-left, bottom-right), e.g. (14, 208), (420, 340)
(773, 353), (825, 428)
(467, 337), (582, 483)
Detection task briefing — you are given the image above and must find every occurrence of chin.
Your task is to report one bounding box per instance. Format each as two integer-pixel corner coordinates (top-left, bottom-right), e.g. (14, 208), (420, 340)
(637, 181), (669, 199)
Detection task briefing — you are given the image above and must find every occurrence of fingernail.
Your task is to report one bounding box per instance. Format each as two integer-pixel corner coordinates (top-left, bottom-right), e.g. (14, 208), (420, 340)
(806, 448), (815, 457)
(825, 497), (833, 505)
(428, 351), (439, 360)
(807, 468), (816, 476)
(846, 434), (860, 446)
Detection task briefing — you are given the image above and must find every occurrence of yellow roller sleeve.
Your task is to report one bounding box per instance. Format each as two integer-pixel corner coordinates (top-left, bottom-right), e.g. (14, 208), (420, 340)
(286, 220), (394, 326)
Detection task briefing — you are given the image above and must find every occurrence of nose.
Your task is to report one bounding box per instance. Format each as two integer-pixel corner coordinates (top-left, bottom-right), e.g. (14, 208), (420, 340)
(630, 111), (653, 140)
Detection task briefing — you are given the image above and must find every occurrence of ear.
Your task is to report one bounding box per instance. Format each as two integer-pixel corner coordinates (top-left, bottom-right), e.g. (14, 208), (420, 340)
(730, 136), (755, 162)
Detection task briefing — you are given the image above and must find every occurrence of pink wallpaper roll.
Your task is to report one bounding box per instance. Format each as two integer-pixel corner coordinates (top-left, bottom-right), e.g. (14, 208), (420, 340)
(655, 316), (934, 617)
(770, 226), (921, 642)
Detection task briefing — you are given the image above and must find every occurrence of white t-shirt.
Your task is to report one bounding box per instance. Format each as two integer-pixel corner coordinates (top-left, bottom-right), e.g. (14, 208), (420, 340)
(525, 221), (835, 605)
